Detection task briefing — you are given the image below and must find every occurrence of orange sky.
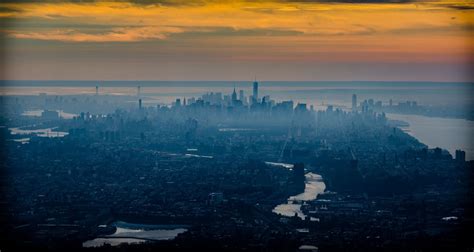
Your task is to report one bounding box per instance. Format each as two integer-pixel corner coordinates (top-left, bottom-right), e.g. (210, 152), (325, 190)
(1, 0), (472, 81)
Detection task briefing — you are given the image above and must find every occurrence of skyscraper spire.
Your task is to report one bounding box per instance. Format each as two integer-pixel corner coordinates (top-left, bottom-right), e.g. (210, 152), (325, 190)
(252, 78), (259, 103)
(231, 84), (237, 102)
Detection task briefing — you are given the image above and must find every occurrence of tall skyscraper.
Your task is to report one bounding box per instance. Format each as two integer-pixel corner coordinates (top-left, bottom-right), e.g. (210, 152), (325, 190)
(95, 85), (99, 96)
(138, 98), (142, 109)
(253, 79), (259, 102)
(239, 90), (244, 101)
(352, 94), (357, 111)
(231, 87), (237, 104)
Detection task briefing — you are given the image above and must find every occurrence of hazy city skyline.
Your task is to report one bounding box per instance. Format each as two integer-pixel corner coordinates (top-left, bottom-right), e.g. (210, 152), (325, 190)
(1, 1), (473, 251)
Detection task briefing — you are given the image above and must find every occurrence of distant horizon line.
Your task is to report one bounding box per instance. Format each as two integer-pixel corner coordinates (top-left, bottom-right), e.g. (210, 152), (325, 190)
(1, 80), (473, 84)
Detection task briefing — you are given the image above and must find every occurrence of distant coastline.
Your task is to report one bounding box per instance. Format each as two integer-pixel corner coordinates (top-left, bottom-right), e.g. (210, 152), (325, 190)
(1, 80), (473, 87)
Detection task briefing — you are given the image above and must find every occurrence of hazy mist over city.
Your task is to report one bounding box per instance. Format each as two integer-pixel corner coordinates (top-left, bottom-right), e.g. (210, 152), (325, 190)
(1, 0), (473, 251)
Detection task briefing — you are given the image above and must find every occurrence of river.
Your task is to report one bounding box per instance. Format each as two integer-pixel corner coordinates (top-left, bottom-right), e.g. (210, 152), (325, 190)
(272, 173), (326, 220)
(82, 221), (188, 248)
(21, 109), (78, 119)
(266, 162), (326, 220)
(387, 113), (474, 160)
(9, 127), (69, 139)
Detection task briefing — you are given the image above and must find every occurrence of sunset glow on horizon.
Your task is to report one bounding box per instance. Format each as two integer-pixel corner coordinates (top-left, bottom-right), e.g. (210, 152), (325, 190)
(1, 0), (472, 81)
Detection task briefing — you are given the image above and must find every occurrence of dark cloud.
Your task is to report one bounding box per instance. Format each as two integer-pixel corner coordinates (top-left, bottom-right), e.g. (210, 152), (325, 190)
(0, 0), (198, 4)
(0, 6), (22, 13)
(174, 27), (304, 37)
(0, 0), (420, 4)
(388, 24), (474, 35)
(0, 17), (129, 30)
(442, 5), (474, 10)
(282, 0), (417, 3)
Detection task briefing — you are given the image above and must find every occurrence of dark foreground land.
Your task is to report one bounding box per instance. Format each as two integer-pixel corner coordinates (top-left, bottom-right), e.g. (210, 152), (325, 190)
(1, 94), (473, 251)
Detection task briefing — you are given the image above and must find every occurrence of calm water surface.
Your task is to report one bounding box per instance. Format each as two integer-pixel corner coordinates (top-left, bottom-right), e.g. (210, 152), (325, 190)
(272, 172), (326, 220)
(387, 113), (474, 160)
(82, 221), (188, 248)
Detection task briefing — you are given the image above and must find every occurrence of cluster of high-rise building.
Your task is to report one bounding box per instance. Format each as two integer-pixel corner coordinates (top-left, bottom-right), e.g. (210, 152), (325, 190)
(169, 80), (272, 109)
